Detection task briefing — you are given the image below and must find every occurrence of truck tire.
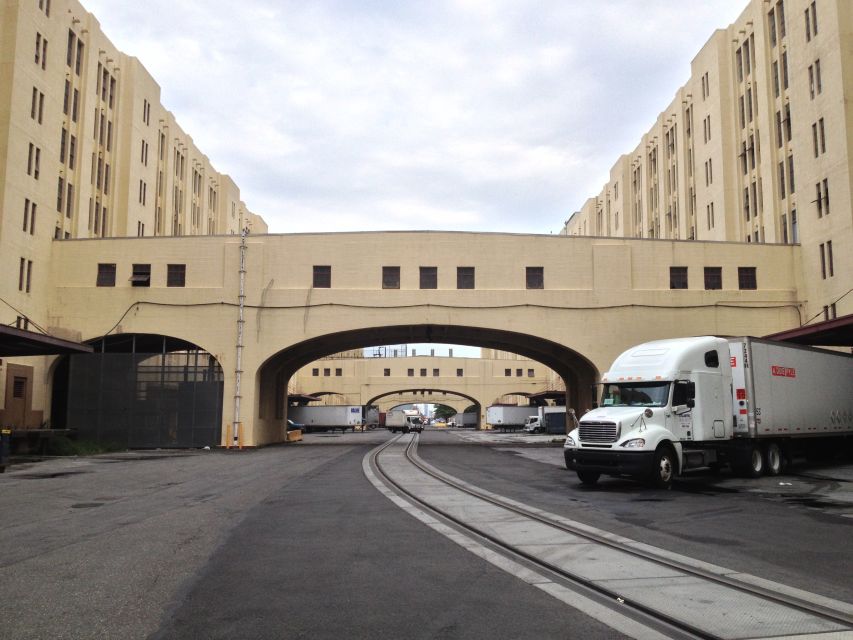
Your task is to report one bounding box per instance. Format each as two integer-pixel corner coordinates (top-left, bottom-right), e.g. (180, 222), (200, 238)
(651, 445), (676, 489)
(577, 471), (600, 485)
(763, 442), (783, 476)
(734, 445), (764, 477)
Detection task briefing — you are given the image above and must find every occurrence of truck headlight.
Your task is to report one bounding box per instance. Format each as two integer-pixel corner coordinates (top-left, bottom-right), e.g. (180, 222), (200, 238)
(621, 438), (646, 448)
(564, 436), (576, 447)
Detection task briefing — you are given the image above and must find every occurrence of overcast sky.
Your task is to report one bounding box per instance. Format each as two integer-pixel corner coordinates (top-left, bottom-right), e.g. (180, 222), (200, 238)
(83, 0), (747, 236)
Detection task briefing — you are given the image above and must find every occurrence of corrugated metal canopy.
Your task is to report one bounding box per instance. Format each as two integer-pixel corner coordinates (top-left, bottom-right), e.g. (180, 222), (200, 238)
(764, 313), (853, 347)
(0, 325), (93, 356)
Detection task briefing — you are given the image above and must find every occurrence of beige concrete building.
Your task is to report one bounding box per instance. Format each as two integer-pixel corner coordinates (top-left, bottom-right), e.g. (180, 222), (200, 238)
(0, 0), (265, 427)
(288, 352), (563, 418)
(563, 0), (851, 326)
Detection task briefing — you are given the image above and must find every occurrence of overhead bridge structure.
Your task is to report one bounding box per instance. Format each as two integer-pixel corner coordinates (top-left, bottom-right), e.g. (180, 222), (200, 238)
(45, 231), (800, 446)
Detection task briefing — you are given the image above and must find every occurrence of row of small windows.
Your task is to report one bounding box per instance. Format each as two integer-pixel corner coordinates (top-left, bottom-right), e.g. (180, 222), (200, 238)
(315, 266), (546, 290)
(669, 266), (757, 290)
(96, 263), (186, 288)
(311, 367), (469, 378)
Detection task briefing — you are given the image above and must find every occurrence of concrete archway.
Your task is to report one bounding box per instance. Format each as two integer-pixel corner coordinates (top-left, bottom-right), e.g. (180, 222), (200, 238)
(256, 324), (598, 442)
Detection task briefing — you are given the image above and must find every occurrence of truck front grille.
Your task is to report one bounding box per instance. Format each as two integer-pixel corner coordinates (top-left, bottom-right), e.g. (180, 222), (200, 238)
(579, 421), (618, 443)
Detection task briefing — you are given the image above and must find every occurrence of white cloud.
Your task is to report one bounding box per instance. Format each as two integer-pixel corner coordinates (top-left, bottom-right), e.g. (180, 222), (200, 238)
(82, 0), (748, 234)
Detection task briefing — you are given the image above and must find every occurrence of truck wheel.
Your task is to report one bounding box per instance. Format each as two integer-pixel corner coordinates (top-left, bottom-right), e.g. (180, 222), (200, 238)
(577, 471), (600, 486)
(735, 445), (764, 477)
(763, 442), (783, 476)
(651, 446), (676, 489)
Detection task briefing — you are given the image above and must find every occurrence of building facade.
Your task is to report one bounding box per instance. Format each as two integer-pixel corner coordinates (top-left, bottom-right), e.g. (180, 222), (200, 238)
(563, 0), (851, 326)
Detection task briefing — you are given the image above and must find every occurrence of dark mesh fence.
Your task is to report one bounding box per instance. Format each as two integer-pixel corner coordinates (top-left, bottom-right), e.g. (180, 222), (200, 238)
(66, 341), (223, 448)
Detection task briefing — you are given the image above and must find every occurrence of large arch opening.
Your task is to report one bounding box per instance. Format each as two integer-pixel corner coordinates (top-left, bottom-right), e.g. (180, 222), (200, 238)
(51, 333), (224, 448)
(256, 324), (597, 442)
(365, 387), (482, 428)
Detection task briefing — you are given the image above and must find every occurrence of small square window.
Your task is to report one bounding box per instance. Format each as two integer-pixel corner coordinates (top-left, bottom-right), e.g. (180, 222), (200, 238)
(704, 267), (722, 290)
(504, 368), (511, 377)
(432, 368), (439, 377)
(384, 368), (391, 377)
(420, 368), (427, 377)
(335, 368), (342, 376)
(420, 266), (437, 289)
(669, 266), (688, 289)
(130, 263), (151, 287)
(407, 369), (414, 377)
(516, 368), (522, 377)
(526, 266), (544, 289)
(457, 266), (475, 289)
(96, 263), (116, 287)
(167, 264), (186, 287)
(456, 368), (463, 377)
(313, 265), (331, 288)
(738, 267), (757, 290)
(527, 369), (534, 377)
(382, 266), (400, 289)
(323, 368), (331, 376)
(312, 368), (319, 376)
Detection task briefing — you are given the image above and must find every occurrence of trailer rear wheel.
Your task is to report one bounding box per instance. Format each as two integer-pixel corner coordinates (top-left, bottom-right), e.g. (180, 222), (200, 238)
(763, 442), (783, 476)
(734, 445), (765, 477)
(577, 471), (600, 486)
(651, 446), (676, 489)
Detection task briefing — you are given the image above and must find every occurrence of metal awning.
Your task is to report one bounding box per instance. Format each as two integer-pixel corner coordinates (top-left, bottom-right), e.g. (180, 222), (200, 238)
(764, 313), (853, 347)
(0, 325), (94, 356)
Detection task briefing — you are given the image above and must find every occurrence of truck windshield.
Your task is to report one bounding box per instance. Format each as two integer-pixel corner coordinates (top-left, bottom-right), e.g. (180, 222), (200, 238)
(601, 382), (670, 407)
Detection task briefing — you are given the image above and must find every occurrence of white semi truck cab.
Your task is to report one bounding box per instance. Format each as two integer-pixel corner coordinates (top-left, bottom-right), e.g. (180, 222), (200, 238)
(564, 336), (853, 488)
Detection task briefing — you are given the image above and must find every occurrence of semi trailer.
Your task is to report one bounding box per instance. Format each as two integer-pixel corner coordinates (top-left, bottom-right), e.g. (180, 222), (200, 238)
(564, 336), (853, 488)
(486, 405), (534, 431)
(288, 405), (363, 433)
(523, 406), (569, 434)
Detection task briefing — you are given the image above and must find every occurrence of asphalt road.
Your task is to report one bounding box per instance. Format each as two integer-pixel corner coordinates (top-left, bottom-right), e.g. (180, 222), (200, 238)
(1, 428), (851, 639)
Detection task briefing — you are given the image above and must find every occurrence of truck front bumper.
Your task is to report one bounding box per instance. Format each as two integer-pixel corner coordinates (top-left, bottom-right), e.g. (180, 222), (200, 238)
(564, 447), (655, 477)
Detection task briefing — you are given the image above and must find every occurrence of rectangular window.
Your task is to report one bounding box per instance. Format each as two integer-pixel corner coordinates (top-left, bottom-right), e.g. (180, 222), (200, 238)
(827, 240), (834, 277)
(323, 368), (330, 377)
(419, 266), (437, 289)
(669, 266), (688, 289)
(26, 260), (33, 293)
(779, 162), (786, 199)
(781, 51), (789, 90)
(815, 59), (822, 94)
(407, 369), (414, 377)
(456, 368), (463, 377)
(772, 61), (780, 98)
(823, 178), (830, 215)
(432, 368), (439, 377)
(738, 267), (757, 290)
(515, 368), (522, 377)
(382, 266), (400, 289)
(787, 155), (795, 194)
(527, 369), (534, 378)
(130, 264), (151, 287)
(18, 257), (26, 291)
(818, 118), (826, 154)
(335, 368), (342, 377)
(312, 368), (319, 376)
(66, 29), (75, 66)
(768, 8), (777, 46)
(96, 263), (116, 287)
(313, 265), (331, 288)
(704, 267), (722, 290)
(456, 266), (475, 289)
(66, 183), (73, 218)
(13, 377), (26, 399)
(383, 368), (390, 377)
(419, 368), (427, 377)
(167, 264), (186, 287)
(525, 266), (544, 290)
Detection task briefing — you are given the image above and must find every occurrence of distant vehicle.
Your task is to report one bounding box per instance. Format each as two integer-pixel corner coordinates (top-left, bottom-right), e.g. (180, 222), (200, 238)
(434, 419), (447, 428)
(523, 407), (567, 434)
(565, 336), (853, 488)
(486, 405), (533, 431)
(386, 410), (424, 434)
(288, 405), (363, 433)
(458, 412), (478, 428)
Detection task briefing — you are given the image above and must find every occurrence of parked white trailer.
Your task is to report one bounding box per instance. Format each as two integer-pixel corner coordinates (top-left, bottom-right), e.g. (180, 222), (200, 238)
(386, 409), (423, 433)
(564, 336), (853, 487)
(458, 412), (478, 428)
(289, 405), (363, 433)
(486, 405), (534, 430)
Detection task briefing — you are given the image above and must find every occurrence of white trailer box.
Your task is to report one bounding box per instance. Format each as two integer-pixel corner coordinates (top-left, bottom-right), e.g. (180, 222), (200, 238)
(459, 412), (478, 427)
(564, 336), (853, 487)
(386, 409), (423, 433)
(486, 405), (533, 430)
(289, 405), (363, 433)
